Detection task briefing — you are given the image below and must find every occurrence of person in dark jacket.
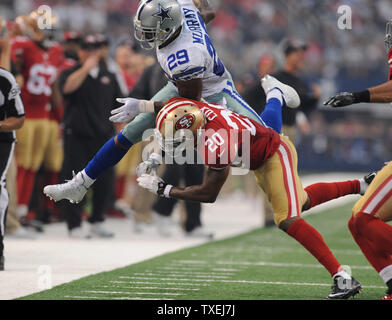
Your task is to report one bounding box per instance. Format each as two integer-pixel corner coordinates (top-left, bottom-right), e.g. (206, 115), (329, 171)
(58, 35), (123, 238)
(243, 40), (320, 143)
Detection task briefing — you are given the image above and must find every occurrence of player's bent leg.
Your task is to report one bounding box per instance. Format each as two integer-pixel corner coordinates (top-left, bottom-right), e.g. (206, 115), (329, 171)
(206, 81), (267, 126)
(43, 82), (179, 204)
(254, 135), (361, 298)
(303, 180), (360, 211)
(86, 81), (178, 179)
(353, 162), (392, 222)
(349, 163), (392, 299)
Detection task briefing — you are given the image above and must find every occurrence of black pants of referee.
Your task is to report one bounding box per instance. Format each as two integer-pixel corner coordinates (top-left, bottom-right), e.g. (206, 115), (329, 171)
(0, 141), (14, 258)
(152, 161), (205, 233)
(60, 133), (114, 231)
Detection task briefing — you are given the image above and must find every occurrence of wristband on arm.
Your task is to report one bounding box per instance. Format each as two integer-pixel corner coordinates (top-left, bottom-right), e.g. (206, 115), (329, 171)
(352, 90), (370, 104)
(139, 100), (155, 113)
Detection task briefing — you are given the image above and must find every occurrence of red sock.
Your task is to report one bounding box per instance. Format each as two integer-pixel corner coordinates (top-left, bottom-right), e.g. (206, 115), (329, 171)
(18, 169), (36, 206)
(17, 166), (26, 200)
(115, 175), (126, 199)
(355, 212), (392, 256)
(287, 218), (341, 276)
(305, 180), (360, 209)
(348, 215), (392, 272)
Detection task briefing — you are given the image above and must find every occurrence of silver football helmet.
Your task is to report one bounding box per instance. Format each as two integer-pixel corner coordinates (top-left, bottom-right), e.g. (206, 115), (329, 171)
(134, 0), (183, 49)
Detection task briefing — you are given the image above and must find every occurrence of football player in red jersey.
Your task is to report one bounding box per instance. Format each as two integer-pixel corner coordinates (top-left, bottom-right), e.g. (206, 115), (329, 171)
(323, 20), (392, 300)
(11, 12), (61, 223)
(136, 83), (373, 299)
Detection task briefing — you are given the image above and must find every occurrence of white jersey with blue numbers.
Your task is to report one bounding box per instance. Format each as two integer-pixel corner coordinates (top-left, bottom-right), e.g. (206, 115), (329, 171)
(156, 0), (232, 98)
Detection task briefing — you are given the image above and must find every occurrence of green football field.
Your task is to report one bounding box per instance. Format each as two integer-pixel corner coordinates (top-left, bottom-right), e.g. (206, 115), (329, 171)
(19, 201), (388, 300)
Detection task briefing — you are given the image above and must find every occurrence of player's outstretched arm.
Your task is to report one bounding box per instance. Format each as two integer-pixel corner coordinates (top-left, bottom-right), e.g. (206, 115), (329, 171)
(325, 19), (392, 108)
(137, 166), (230, 203)
(193, 0), (216, 24)
(324, 80), (392, 108)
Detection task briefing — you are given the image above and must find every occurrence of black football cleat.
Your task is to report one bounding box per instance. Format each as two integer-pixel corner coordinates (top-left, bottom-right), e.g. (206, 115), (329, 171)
(0, 255), (4, 271)
(327, 276), (362, 299)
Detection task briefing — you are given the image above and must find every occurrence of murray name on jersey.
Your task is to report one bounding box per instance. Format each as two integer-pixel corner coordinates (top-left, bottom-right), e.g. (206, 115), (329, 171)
(183, 6), (204, 44)
(156, 0), (231, 97)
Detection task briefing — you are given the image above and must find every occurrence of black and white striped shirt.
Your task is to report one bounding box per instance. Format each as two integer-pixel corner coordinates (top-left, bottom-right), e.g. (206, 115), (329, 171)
(0, 68), (25, 142)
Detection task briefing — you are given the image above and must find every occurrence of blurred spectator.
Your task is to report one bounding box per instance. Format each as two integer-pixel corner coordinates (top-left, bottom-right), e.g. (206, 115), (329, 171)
(108, 43), (147, 218)
(10, 14), (60, 232)
(58, 35), (123, 238)
(273, 39), (319, 142)
(96, 33), (129, 96)
(242, 54), (276, 115)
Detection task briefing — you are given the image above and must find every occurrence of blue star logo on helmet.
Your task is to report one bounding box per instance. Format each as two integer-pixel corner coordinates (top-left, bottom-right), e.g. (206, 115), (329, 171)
(153, 4), (173, 23)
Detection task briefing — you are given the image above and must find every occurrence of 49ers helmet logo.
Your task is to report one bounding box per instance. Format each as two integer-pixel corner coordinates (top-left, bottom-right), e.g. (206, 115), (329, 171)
(175, 114), (196, 130)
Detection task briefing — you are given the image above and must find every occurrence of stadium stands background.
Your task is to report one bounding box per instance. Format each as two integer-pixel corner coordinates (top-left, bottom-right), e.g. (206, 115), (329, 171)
(2, 0), (391, 171)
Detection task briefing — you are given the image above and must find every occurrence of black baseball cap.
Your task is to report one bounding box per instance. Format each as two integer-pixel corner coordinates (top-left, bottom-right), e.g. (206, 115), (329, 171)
(64, 31), (81, 43)
(283, 39), (308, 56)
(95, 33), (109, 47)
(80, 34), (99, 50)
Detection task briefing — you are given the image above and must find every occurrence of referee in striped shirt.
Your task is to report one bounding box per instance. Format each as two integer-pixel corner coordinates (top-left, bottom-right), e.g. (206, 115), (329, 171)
(0, 68), (25, 270)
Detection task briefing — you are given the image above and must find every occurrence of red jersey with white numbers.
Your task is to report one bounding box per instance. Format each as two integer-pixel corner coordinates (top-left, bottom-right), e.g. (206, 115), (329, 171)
(11, 37), (58, 119)
(165, 98), (280, 170)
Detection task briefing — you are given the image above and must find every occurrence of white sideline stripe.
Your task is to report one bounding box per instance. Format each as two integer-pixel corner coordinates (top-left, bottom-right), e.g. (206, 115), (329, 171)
(84, 290), (181, 296)
(175, 260), (208, 264)
(212, 268), (241, 272)
(133, 272), (230, 278)
(122, 276), (386, 289)
(125, 276), (331, 286)
(64, 295), (173, 300)
(114, 280), (210, 286)
(148, 269), (234, 276)
(101, 285), (199, 291)
(174, 259), (373, 270)
(214, 260), (373, 270)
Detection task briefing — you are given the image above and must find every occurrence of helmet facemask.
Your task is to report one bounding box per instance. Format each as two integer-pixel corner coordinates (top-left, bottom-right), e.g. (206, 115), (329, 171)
(155, 104), (206, 159)
(133, 0), (183, 50)
(134, 17), (178, 49)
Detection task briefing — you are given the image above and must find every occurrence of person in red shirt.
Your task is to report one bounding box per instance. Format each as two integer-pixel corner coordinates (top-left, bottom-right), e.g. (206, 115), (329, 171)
(11, 13), (61, 222)
(137, 89), (372, 299)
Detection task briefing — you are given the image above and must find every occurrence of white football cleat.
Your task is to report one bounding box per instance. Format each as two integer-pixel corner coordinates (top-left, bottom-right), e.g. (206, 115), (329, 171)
(89, 222), (114, 238)
(68, 226), (89, 239)
(153, 212), (175, 237)
(43, 171), (91, 204)
(261, 74), (301, 108)
(184, 226), (214, 239)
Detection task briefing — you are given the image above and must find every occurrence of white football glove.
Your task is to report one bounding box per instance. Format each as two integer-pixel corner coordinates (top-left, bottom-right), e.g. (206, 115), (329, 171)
(109, 98), (142, 123)
(137, 174), (172, 197)
(136, 153), (162, 177)
(109, 98), (155, 123)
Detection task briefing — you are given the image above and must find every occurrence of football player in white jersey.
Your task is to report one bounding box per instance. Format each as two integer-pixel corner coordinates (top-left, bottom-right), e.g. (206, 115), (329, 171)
(43, 0), (299, 204)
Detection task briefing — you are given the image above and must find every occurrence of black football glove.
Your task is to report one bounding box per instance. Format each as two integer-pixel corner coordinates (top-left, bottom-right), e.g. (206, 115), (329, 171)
(323, 92), (355, 108)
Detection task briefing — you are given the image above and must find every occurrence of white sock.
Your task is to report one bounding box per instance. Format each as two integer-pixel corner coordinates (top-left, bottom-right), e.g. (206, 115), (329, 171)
(333, 270), (351, 280)
(266, 88), (283, 104)
(379, 265), (392, 284)
(358, 178), (366, 194)
(81, 169), (95, 188)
